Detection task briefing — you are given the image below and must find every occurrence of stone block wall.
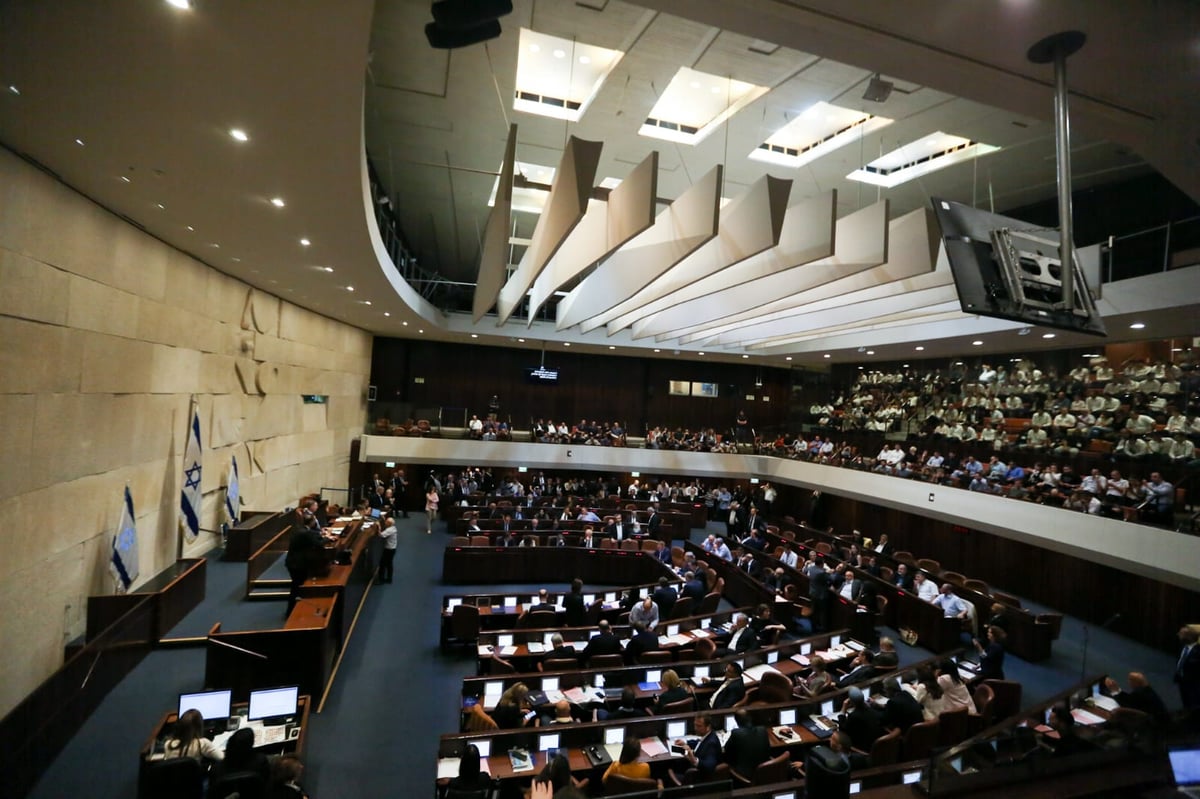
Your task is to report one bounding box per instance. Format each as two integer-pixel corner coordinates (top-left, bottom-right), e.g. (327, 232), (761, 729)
(0, 148), (371, 717)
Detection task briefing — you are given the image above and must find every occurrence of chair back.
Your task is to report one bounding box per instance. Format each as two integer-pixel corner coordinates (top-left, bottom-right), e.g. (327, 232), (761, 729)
(591, 654), (624, 669)
(869, 727), (902, 766)
(903, 718), (940, 760)
(523, 610), (557, 628)
(620, 539), (639, 551)
(451, 536), (470, 547)
(941, 571), (966, 586)
(638, 650), (672, 665)
(209, 771), (266, 799)
(140, 756), (204, 799)
(1036, 613), (1063, 640)
(991, 590), (1021, 608)
(586, 599), (605, 624)
(879, 565), (894, 581)
(698, 592), (721, 615)
(694, 637), (716, 660)
(640, 539), (659, 552)
(600, 538), (617, 550)
(1107, 707), (1153, 736)
(804, 745), (850, 796)
(938, 707), (970, 747)
(893, 551), (915, 564)
(671, 546), (686, 567)
(815, 542), (832, 555)
(668, 597), (694, 620)
(445, 788), (491, 799)
(917, 558), (941, 575)
(757, 671), (792, 704)
(661, 695), (696, 714)
(604, 774), (657, 793)
(489, 655), (515, 674)
(752, 751), (791, 785)
(982, 679), (1022, 720)
(450, 605), (481, 640)
(963, 578), (990, 594)
(970, 683), (995, 732)
(542, 657), (578, 672)
(469, 535), (490, 546)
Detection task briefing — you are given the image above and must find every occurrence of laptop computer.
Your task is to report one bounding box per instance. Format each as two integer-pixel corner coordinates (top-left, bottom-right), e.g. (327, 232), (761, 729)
(1171, 747), (1200, 798)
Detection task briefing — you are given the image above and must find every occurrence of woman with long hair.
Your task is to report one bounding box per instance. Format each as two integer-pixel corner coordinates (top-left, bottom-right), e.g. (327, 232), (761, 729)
(936, 659), (977, 713)
(163, 708), (223, 762)
(492, 682), (534, 729)
(447, 744), (492, 793)
(603, 735), (652, 784)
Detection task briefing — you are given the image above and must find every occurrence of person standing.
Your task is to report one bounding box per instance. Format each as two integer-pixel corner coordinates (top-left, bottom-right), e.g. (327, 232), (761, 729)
(1177, 625), (1200, 727)
(424, 485), (439, 535)
(284, 517), (327, 614)
(377, 516), (397, 584)
(390, 470), (409, 518)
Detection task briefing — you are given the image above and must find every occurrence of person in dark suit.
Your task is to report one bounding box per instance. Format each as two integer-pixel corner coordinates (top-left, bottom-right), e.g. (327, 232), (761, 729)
(519, 588), (556, 620)
(544, 632), (578, 664)
(624, 621), (661, 665)
(724, 709), (770, 778)
(604, 515), (630, 541)
(809, 561), (832, 632)
(708, 662), (747, 709)
(646, 505), (662, 537)
(985, 602), (1011, 633)
(717, 613), (759, 658)
(836, 649), (878, 688)
(581, 620), (622, 665)
(652, 577), (678, 617)
(838, 687), (884, 752)
(681, 571), (707, 603)
(874, 637), (899, 668)
(670, 713), (723, 785)
(652, 540), (673, 566)
(284, 520), (328, 614)
(1176, 625), (1200, 725)
(880, 679), (924, 733)
(563, 579), (586, 627)
(745, 508), (768, 537)
(735, 552), (763, 579)
(892, 562), (915, 593)
(973, 625), (1007, 681)
(1103, 671), (1169, 723)
(499, 530), (520, 548)
(872, 534), (893, 556)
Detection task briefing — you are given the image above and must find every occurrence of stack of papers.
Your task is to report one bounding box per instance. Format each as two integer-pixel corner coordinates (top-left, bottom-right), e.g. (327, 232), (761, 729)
(1090, 695), (1119, 712)
(498, 645), (518, 656)
(772, 725), (799, 742)
(742, 664), (781, 683)
(790, 653), (811, 666)
(640, 738), (669, 758)
(659, 634), (693, 646)
(1071, 708), (1105, 726)
(544, 690), (565, 704)
(689, 629), (713, 638)
(526, 642), (546, 654)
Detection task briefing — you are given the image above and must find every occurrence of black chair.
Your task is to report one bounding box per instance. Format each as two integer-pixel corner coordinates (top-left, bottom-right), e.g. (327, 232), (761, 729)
(208, 770), (266, 799)
(443, 605), (481, 653)
(803, 745), (850, 798)
(445, 788), (491, 799)
(141, 757), (204, 799)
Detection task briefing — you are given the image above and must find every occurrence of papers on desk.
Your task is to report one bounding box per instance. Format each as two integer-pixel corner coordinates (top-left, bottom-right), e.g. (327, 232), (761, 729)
(564, 687), (605, 704)
(544, 690), (565, 705)
(570, 640), (587, 651)
(1090, 695), (1120, 712)
(497, 646), (518, 656)
(790, 653), (811, 666)
(439, 754), (490, 777)
(742, 664), (782, 683)
(1071, 708), (1106, 726)
(526, 642), (546, 654)
(957, 663), (980, 682)
(604, 742), (624, 761)
(509, 749), (535, 773)
(336, 516), (355, 523)
(258, 725), (289, 746)
(659, 634), (693, 647)
(689, 628), (713, 638)
(808, 714), (835, 732)
(477, 645), (493, 658)
(845, 640), (865, 651)
(772, 725), (799, 742)
(640, 738), (669, 758)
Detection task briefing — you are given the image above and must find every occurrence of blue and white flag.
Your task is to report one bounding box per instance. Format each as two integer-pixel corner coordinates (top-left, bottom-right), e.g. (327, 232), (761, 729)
(224, 455), (240, 524)
(110, 486), (138, 592)
(180, 406), (202, 544)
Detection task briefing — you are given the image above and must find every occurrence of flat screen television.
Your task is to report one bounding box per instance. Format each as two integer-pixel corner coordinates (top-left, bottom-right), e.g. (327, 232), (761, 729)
(525, 366), (559, 384)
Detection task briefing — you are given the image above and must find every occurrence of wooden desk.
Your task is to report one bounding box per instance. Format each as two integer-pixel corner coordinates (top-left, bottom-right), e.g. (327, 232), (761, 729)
(84, 558), (206, 644)
(223, 511), (291, 562)
(442, 546), (672, 586)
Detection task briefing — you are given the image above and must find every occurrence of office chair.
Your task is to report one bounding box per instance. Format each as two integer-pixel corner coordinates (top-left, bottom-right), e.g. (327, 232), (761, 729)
(207, 770), (266, 799)
(140, 756), (204, 799)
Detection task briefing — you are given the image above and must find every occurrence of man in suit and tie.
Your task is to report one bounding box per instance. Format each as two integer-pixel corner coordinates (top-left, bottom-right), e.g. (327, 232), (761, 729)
(579, 526), (597, 549)
(736, 552), (763, 579)
(724, 708), (770, 778)
(389, 469), (409, 518)
(1176, 625), (1200, 727)
(671, 713), (722, 784)
(605, 515), (628, 541)
(545, 632), (578, 664)
(892, 562), (915, 593)
(646, 504), (662, 538)
(500, 513), (514, 533)
(624, 621), (661, 664)
(1103, 671), (1169, 723)
(836, 649), (878, 688)
(681, 571), (707, 603)
(581, 620), (622, 665)
(708, 662), (747, 709)
(838, 686), (884, 752)
(746, 506), (768, 536)
(717, 613), (759, 658)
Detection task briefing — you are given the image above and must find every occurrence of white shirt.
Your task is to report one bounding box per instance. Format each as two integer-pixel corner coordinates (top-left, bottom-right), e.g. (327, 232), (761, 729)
(915, 579), (939, 603)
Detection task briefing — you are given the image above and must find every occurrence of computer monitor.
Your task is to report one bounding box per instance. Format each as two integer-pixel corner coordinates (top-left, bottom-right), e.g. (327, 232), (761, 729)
(583, 594), (596, 605)
(538, 733), (560, 752)
(498, 634), (514, 648)
(474, 738), (492, 757)
(447, 598), (462, 609)
(849, 781), (861, 794)
(646, 670), (662, 683)
(178, 689), (232, 723)
(902, 770), (922, 785)
(543, 632), (554, 646)
(801, 643), (812, 655)
(821, 700), (835, 717)
(779, 709), (796, 726)
(542, 677), (558, 691)
(767, 651), (779, 664)
(605, 727), (626, 745)
(504, 597), (518, 607)
(247, 686), (298, 722)
(831, 635), (842, 647)
(693, 666), (710, 680)
(700, 618), (712, 630)
(666, 721), (686, 739)
(667, 624), (680, 636)
(484, 682), (503, 698)
(605, 592), (617, 602)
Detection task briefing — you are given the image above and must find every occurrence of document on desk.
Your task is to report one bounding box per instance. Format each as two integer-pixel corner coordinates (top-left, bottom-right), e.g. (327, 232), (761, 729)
(660, 633), (692, 646)
(743, 664), (781, 683)
(1090, 695), (1119, 712)
(498, 646), (518, 656)
(790, 653), (811, 666)
(437, 758), (461, 779)
(689, 629), (712, 638)
(526, 642), (546, 654)
(477, 645), (494, 657)
(258, 725), (289, 746)
(1071, 708), (1106, 726)
(640, 738), (669, 758)
(544, 690), (565, 704)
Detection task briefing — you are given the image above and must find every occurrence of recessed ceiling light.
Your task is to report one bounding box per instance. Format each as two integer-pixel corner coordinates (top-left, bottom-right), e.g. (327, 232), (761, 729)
(563, 342), (570, 347)
(553, 49), (566, 58)
(418, 329), (424, 334)
(74, 138), (85, 146)
(119, 176), (131, 183)
(270, 197), (286, 208)
(823, 354), (831, 358)
(323, 266), (334, 273)
(654, 349), (661, 353)
(579, 55), (591, 64)
(165, 0), (191, 8)
(866, 350), (875, 355)
(362, 300), (372, 306)
(517, 338), (525, 343)
(345, 285), (354, 292)
(698, 352), (705, 356)
(155, 203), (165, 209)
(186, 225), (194, 231)
(608, 345), (616, 350)
(471, 333), (479, 338)
(741, 354), (749, 359)
(7, 85), (19, 95)
(384, 312), (390, 317)
(915, 346), (925, 351)
(209, 243), (220, 248)
(1129, 322), (1145, 329)
(1042, 333), (1056, 339)
(299, 238), (311, 246)
(230, 257), (240, 262)
(402, 321), (408, 326)
(972, 340), (983, 345)
(1171, 347), (1182, 352)
(785, 356), (792, 361)
(229, 128), (249, 142)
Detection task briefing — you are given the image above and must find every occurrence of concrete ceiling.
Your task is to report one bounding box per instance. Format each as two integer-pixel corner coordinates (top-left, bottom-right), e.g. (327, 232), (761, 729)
(1, 0), (1197, 369)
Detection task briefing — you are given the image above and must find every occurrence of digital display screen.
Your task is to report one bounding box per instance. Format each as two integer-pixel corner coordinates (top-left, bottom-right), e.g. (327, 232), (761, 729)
(779, 709), (796, 726)
(247, 686), (298, 721)
(606, 727), (625, 745)
(667, 721), (686, 739)
(526, 366), (559, 384)
(178, 690), (231, 721)
(539, 734), (560, 751)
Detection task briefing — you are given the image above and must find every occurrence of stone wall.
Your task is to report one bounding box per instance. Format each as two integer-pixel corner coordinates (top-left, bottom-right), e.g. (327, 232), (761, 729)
(0, 148), (372, 718)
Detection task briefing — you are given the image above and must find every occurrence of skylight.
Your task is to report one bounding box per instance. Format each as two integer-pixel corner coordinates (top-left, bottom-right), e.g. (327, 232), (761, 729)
(748, 101), (893, 168)
(513, 29), (624, 122)
(488, 161), (557, 214)
(639, 67), (768, 145)
(846, 131), (1000, 188)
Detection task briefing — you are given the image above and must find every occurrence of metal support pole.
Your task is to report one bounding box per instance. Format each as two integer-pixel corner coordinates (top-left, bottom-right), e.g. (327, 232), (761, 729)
(1029, 30), (1086, 313)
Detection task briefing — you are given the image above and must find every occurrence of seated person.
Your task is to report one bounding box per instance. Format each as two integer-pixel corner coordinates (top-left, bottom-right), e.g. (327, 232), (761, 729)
(445, 743), (493, 794)
(792, 730), (868, 776)
(715, 613), (759, 658)
(670, 713), (723, 784)
(267, 754), (310, 799)
(708, 661), (747, 709)
(654, 670), (692, 713)
(837, 686), (883, 752)
(724, 708), (770, 778)
(794, 655), (834, 697)
(1042, 704), (1091, 757)
(879, 678), (924, 733)
(628, 596), (660, 630)
(209, 727), (270, 789)
(1102, 671), (1169, 723)
(163, 708), (223, 763)
(603, 735), (656, 786)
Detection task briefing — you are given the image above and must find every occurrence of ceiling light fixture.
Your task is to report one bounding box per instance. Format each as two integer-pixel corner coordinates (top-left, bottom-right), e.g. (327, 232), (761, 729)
(299, 238), (311, 247)
(823, 354), (831, 358)
(186, 225), (194, 231)
(270, 197), (286, 207)
(517, 338), (525, 343)
(384, 312), (390, 317)
(563, 342), (570, 347)
(1042, 333), (1056, 339)
(972, 340), (983, 345)
(155, 203), (165, 210)
(402, 321), (408, 326)
(229, 128), (249, 142)
(866, 350), (875, 355)
(698, 352), (705, 356)
(742, 354), (749, 359)
(74, 138), (85, 146)
(471, 333), (479, 338)
(7, 85), (19, 95)
(322, 266), (334, 273)
(653, 349), (661, 353)
(862, 74), (894, 103)
(915, 346), (925, 351)
(608, 345), (616, 350)
(165, 0), (191, 8)
(362, 300), (372, 306)
(119, 176), (131, 183)
(785, 356), (793, 361)
(345, 285), (354, 292)
(1129, 322), (1145, 329)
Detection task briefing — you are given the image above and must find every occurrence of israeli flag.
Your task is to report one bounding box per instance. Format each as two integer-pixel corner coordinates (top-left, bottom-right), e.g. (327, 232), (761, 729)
(180, 406), (202, 544)
(224, 455), (240, 524)
(110, 486), (138, 592)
